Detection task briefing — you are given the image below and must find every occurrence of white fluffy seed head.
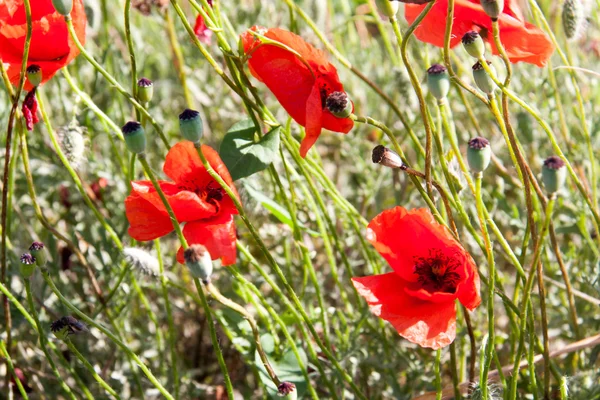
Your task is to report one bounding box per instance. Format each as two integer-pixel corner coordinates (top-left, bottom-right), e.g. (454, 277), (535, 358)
(59, 122), (87, 169)
(123, 247), (160, 277)
(562, 0), (588, 41)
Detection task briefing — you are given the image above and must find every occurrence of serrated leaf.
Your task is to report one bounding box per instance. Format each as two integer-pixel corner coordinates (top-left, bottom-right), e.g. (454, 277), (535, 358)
(219, 119), (280, 181)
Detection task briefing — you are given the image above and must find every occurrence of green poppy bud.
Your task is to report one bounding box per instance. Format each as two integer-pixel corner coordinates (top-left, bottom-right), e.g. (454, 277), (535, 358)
(462, 31), (486, 59)
(467, 137), (492, 173)
(179, 109), (204, 144)
(52, 0), (73, 16)
(136, 78), (154, 103)
(472, 61), (496, 95)
(372, 145), (405, 169)
(375, 0), (399, 17)
(20, 253), (37, 279)
(325, 91), (352, 118)
(122, 121), (147, 154)
(480, 0), (504, 20)
(426, 64), (450, 101)
(29, 242), (48, 267)
(26, 65), (42, 87)
(562, 0), (585, 41)
(278, 382), (298, 400)
(542, 156), (567, 194)
(184, 244), (213, 282)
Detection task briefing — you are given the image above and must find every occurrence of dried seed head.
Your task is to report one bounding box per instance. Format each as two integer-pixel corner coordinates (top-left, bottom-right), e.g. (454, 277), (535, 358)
(20, 253), (37, 279)
(136, 78), (154, 103)
(26, 65), (42, 87)
(472, 61), (496, 95)
(467, 137), (492, 173)
(52, 0), (73, 16)
(122, 121), (147, 154)
(562, 0), (587, 41)
(480, 0), (505, 20)
(542, 156), (567, 194)
(184, 244), (213, 282)
(29, 242), (48, 267)
(372, 145), (404, 169)
(325, 91), (353, 118)
(427, 64), (450, 101)
(123, 247), (160, 277)
(179, 109), (204, 144)
(462, 31), (486, 58)
(59, 122), (87, 170)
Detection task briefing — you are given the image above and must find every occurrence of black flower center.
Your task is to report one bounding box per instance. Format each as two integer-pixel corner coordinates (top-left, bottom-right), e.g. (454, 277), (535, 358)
(413, 249), (461, 294)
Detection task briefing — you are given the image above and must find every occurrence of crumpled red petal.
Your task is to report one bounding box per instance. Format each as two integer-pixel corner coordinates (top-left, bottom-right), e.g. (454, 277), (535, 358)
(125, 191), (176, 241)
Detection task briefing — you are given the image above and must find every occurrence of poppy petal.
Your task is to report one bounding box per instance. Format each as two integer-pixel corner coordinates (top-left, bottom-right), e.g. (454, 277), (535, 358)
(352, 273), (457, 349)
(490, 22), (555, 67)
(125, 191), (175, 241)
(456, 263), (481, 310)
(176, 213), (237, 266)
(300, 83), (324, 157)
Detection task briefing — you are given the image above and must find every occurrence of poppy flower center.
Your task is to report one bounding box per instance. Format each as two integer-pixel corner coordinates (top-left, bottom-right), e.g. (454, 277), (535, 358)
(413, 249), (461, 294)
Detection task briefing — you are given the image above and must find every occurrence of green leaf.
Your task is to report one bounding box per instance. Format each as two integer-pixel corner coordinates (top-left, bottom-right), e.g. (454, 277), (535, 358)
(219, 119), (281, 181)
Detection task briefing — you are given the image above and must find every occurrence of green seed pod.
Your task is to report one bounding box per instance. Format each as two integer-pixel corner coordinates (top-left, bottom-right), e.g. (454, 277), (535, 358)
(136, 78), (154, 103)
(562, 0), (585, 41)
(26, 65), (42, 87)
(462, 31), (486, 59)
(472, 61), (496, 95)
(480, 0), (504, 19)
(467, 137), (492, 173)
(426, 64), (450, 101)
(122, 121), (147, 154)
(29, 242), (47, 267)
(179, 109), (204, 144)
(542, 156), (567, 194)
(20, 253), (37, 279)
(375, 0), (399, 17)
(51, 0), (73, 16)
(278, 382), (298, 400)
(325, 91), (353, 118)
(184, 244), (213, 282)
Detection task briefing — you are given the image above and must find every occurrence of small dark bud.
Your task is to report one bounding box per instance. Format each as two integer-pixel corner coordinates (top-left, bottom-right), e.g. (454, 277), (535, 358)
(184, 244), (213, 281)
(20, 253), (37, 279)
(277, 382), (297, 399)
(29, 242), (48, 267)
(372, 145), (405, 169)
(51, 0), (73, 16)
(26, 65), (42, 87)
(136, 78), (154, 103)
(542, 156), (567, 194)
(467, 137), (492, 173)
(472, 61), (496, 95)
(325, 91), (353, 119)
(122, 121), (147, 154)
(480, 0), (504, 19)
(462, 31), (486, 58)
(50, 316), (89, 341)
(179, 109), (204, 143)
(426, 64), (450, 101)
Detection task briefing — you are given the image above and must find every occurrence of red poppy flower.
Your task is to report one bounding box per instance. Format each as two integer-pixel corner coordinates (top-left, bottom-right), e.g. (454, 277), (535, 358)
(241, 26), (354, 157)
(0, 0), (87, 90)
(125, 141), (239, 265)
(352, 207), (481, 349)
(404, 0), (554, 66)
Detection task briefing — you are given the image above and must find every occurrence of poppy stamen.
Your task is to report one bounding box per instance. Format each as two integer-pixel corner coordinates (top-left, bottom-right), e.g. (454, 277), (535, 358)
(414, 249), (461, 293)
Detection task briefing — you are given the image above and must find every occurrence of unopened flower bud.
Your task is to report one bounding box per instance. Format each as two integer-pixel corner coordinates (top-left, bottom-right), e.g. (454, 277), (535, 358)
(372, 145), (404, 169)
(184, 244), (213, 282)
(480, 0), (504, 20)
(136, 78), (154, 103)
(179, 109), (204, 144)
(472, 61), (496, 95)
(20, 253), (37, 279)
(467, 137), (491, 173)
(26, 65), (42, 87)
(427, 64), (450, 101)
(325, 91), (353, 118)
(375, 0), (399, 17)
(29, 242), (47, 267)
(50, 316), (89, 341)
(122, 121), (146, 154)
(52, 0), (73, 16)
(277, 382), (298, 399)
(542, 156), (567, 194)
(462, 31), (486, 58)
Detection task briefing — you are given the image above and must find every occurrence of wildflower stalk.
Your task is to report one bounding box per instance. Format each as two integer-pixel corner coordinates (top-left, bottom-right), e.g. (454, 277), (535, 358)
(389, 4), (436, 194)
(508, 194), (557, 399)
(193, 145), (369, 400)
(23, 279), (77, 400)
(64, 17), (170, 148)
(0, 340), (28, 399)
(64, 339), (121, 399)
(435, 349), (443, 400)
(39, 267), (175, 399)
(474, 172), (496, 397)
(164, 9), (194, 109)
(1, 0), (31, 379)
(123, 0), (139, 120)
